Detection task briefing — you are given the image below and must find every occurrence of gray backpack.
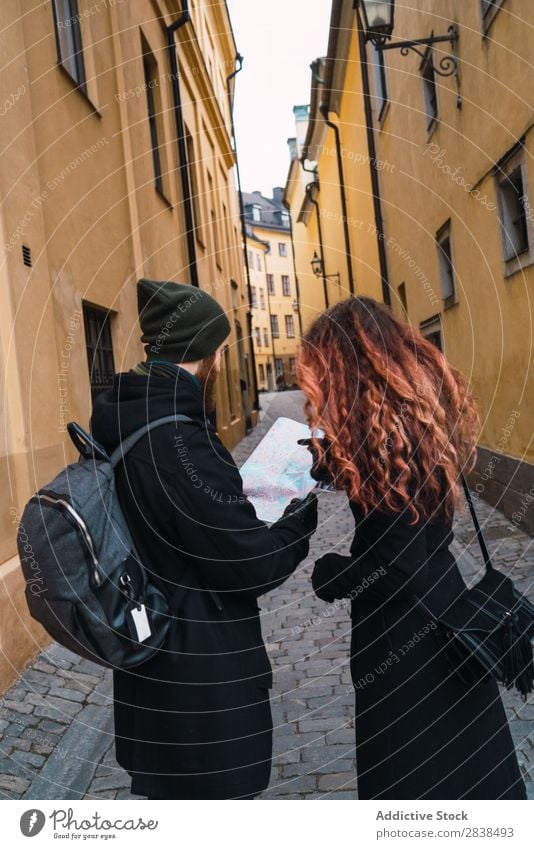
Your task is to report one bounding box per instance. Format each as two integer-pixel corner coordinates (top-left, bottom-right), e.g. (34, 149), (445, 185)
(17, 415), (194, 669)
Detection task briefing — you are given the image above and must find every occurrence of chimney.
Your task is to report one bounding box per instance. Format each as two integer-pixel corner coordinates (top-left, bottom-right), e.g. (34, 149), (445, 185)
(272, 187), (284, 205)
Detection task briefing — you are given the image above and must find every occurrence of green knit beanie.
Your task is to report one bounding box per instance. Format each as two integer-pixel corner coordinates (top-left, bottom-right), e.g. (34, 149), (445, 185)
(137, 278), (231, 362)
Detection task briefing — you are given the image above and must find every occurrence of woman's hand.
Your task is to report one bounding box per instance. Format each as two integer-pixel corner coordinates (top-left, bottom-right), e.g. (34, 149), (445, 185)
(298, 438), (335, 485)
(312, 552), (353, 602)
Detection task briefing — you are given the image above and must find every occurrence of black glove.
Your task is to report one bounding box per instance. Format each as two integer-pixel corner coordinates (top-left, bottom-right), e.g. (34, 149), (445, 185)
(312, 553), (352, 603)
(281, 491), (318, 536)
(297, 438), (334, 485)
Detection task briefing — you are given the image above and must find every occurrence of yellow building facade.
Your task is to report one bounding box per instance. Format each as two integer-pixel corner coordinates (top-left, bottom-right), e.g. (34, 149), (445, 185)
(243, 191), (300, 389)
(356, 0), (534, 531)
(284, 1), (387, 334)
(0, 0), (255, 692)
(287, 0), (534, 532)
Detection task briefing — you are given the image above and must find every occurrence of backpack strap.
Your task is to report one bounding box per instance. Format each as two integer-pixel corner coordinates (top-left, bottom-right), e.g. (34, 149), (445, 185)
(109, 414), (199, 468)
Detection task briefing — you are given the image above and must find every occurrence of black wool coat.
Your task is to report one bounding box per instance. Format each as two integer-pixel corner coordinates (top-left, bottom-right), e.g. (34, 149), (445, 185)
(90, 368), (310, 800)
(313, 496), (527, 800)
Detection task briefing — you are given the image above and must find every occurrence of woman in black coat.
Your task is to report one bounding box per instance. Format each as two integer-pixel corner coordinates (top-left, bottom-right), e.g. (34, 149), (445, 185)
(298, 296), (526, 800)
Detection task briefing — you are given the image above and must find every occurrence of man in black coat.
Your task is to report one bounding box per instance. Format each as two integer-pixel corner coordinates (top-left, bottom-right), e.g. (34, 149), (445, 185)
(90, 279), (317, 800)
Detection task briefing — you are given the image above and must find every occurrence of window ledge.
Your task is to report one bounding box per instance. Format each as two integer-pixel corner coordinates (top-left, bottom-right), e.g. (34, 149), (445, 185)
(426, 115), (439, 141)
(57, 62), (102, 118)
(443, 294), (459, 310)
(504, 251), (534, 279)
(155, 185), (174, 210)
(378, 99), (390, 129)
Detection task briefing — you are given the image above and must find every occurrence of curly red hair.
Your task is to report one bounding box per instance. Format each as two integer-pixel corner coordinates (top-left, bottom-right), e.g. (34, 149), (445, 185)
(297, 297), (479, 523)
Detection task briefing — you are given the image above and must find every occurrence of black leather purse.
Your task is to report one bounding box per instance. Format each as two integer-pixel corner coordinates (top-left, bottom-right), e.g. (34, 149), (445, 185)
(414, 475), (534, 699)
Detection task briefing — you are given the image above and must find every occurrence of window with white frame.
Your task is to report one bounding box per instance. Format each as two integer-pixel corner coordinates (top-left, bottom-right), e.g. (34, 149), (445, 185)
(281, 275), (291, 296)
(285, 315), (295, 338)
(278, 242), (287, 257)
(495, 143), (534, 275)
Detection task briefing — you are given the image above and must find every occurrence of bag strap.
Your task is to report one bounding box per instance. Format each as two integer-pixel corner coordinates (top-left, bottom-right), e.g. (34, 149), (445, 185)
(109, 414), (197, 468)
(460, 472), (493, 572)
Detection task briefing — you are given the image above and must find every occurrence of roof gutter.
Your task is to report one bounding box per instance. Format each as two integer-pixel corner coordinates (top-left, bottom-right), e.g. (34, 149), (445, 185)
(226, 53), (260, 412)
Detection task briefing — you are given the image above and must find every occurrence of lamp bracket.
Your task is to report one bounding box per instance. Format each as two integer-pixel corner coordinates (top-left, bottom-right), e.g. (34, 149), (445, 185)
(375, 25), (460, 105)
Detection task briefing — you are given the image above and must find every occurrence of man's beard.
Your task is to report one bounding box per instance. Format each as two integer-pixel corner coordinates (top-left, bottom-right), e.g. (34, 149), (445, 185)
(196, 352), (218, 413)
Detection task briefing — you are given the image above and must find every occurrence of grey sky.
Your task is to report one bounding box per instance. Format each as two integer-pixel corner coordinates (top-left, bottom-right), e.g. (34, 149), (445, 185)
(226, 0), (332, 198)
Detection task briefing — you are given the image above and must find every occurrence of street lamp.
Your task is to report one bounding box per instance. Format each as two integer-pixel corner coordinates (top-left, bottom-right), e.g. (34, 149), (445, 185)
(356, 0), (459, 91)
(358, 0), (394, 47)
(311, 251), (323, 279)
(311, 252), (341, 308)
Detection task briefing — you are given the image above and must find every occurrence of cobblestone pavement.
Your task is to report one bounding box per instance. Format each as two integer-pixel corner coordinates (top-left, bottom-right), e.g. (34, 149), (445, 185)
(1, 391), (533, 800)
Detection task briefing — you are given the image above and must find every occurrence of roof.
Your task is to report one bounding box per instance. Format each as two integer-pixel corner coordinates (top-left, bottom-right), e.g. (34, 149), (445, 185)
(242, 189), (290, 232)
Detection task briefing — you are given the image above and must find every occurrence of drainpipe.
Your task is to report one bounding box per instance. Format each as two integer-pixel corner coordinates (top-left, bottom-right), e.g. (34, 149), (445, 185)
(311, 63), (355, 296)
(354, 5), (391, 305)
(166, 4), (199, 288)
(303, 176), (329, 310)
(226, 53), (260, 412)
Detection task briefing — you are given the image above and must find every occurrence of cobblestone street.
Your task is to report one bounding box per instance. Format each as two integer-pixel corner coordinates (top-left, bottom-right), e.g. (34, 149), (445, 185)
(1, 391), (533, 800)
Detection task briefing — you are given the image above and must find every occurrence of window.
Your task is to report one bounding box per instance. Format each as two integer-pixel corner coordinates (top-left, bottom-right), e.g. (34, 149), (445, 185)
(52, 0), (87, 92)
(263, 328), (269, 347)
(259, 289), (266, 310)
(285, 315), (295, 338)
(289, 357), (296, 373)
(185, 128), (203, 243)
(230, 280), (239, 310)
(82, 303), (115, 401)
(372, 43), (389, 121)
(498, 167), (529, 260)
(143, 46), (165, 194)
(247, 250), (254, 268)
(270, 315), (279, 338)
(281, 275), (291, 296)
(256, 254), (262, 271)
(278, 242), (287, 257)
(481, 0), (506, 33)
(252, 204), (262, 222)
(266, 273), (275, 294)
(398, 282), (408, 316)
(420, 315), (443, 352)
(223, 346), (236, 419)
(259, 363), (265, 383)
(275, 358), (283, 376)
(421, 48), (438, 131)
(251, 286), (257, 308)
(436, 220), (456, 307)
(255, 326), (261, 347)
(208, 172), (221, 268)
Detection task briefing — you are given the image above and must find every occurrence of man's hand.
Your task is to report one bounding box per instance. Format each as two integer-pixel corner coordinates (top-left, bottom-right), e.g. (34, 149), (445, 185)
(282, 491), (318, 537)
